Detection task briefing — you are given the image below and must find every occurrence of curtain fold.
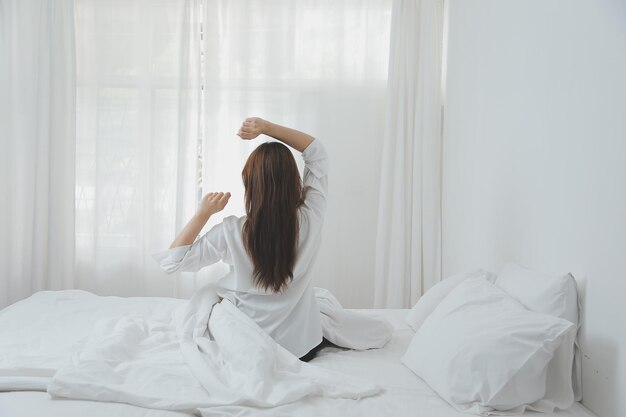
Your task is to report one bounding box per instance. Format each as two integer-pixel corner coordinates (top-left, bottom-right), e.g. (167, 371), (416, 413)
(0, 0), (77, 309)
(374, 0), (444, 308)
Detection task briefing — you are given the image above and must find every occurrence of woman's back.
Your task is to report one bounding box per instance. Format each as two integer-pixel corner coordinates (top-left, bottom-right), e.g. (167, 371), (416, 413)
(154, 135), (328, 358)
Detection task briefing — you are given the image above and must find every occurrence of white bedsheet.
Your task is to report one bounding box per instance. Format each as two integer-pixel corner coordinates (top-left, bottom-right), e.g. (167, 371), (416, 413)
(0, 294), (597, 417)
(0, 287), (393, 414)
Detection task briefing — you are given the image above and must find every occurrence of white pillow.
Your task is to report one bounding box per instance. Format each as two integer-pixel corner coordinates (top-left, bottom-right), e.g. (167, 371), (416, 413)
(496, 263), (581, 406)
(404, 269), (496, 331)
(401, 277), (575, 415)
(496, 263), (578, 325)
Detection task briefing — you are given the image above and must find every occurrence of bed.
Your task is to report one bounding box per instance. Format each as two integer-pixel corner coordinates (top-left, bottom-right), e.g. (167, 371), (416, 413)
(0, 292), (597, 417)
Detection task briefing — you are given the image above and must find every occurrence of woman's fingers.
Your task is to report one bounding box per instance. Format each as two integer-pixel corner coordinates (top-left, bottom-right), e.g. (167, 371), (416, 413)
(215, 192), (230, 210)
(199, 191), (230, 216)
(238, 129), (256, 140)
(206, 192), (222, 201)
(237, 118), (263, 139)
(205, 192), (230, 201)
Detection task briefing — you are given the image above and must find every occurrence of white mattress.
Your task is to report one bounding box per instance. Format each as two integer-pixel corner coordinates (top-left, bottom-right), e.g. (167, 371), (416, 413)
(0, 308), (597, 417)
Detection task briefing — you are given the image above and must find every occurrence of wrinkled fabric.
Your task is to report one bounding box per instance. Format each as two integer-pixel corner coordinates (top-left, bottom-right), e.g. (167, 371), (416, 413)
(0, 286), (392, 413)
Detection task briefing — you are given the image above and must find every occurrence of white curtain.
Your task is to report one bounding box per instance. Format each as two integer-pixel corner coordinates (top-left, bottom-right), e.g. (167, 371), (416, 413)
(0, 0), (77, 309)
(374, 0), (444, 308)
(72, 0), (392, 304)
(73, 0), (212, 299)
(198, 0), (392, 307)
(0, 0), (391, 306)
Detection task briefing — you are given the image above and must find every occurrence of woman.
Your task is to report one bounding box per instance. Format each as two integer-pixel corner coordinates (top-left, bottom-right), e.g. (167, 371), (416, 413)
(154, 117), (331, 362)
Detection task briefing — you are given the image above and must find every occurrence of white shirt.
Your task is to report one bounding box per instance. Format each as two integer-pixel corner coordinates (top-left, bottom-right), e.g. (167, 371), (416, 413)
(153, 139), (328, 358)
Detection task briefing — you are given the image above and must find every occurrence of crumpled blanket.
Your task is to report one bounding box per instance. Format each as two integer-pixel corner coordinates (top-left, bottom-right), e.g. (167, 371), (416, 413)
(0, 286), (392, 415)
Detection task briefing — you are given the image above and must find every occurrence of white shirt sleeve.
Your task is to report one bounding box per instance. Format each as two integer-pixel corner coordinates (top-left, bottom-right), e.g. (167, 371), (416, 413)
(152, 222), (227, 274)
(300, 139), (329, 218)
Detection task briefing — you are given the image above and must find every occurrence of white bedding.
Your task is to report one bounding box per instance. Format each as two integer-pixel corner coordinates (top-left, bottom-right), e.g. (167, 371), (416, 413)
(0, 288), (392, 413)
(0, 293), (597, 417)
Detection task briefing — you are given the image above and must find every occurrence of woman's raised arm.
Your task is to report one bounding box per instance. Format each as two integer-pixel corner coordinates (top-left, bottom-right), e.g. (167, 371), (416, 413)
(237, 117), (314, 153)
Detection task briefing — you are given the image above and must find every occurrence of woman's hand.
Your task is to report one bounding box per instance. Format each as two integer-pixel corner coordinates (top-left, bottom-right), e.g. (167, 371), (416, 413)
(237, 117), (314, 152)
(198, 192), (231, 217)
(169, 192), (230, 249)
(237, 117), (268, 140)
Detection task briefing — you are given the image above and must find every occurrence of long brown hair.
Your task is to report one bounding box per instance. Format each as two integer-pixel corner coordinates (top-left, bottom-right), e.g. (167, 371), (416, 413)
(242, 142), (304, 293)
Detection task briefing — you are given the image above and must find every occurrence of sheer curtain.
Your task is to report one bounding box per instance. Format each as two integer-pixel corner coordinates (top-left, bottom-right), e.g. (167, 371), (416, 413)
(199, 0), (391, 307)
(0, 0), (77, 309)
(374, 0), (445, 308)
(73, 0), (208, 298)
(73, 0), (392, 304)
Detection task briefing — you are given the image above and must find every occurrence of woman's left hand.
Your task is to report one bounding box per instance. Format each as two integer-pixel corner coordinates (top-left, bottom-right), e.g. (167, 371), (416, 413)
(198, 192), (231, 217)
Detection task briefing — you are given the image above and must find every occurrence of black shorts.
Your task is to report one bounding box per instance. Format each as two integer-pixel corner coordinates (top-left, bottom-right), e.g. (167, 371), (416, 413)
(298, 337), (336, 362)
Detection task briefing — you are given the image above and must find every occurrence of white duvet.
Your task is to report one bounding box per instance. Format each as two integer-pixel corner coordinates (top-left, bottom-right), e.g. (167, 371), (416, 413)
(0, 286), (392, 415)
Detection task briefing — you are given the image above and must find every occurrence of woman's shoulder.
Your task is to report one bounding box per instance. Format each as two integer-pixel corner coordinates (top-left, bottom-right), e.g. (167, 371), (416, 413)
(220, 214), (246, 231)
(212, 215), (246, 252)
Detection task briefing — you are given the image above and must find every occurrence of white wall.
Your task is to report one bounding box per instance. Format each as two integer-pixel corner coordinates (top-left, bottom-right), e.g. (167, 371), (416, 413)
(442, 1), (626, 416)
(307, 87), (386, 308)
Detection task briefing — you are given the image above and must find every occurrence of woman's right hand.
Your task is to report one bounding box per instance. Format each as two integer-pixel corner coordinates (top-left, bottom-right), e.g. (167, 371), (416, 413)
(238, 118), (313, 153)
(198, 192), (231, 217)
(237, 117), (268, 140)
